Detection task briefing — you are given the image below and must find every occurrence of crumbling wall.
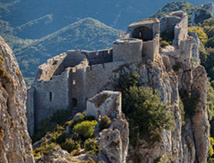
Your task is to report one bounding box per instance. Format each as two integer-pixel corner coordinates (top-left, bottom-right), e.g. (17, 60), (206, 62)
(33, 69), (70, 130)
(127, 18), (160, 40)
(160, 11), (188, 47)
(36, 53), (67, 81)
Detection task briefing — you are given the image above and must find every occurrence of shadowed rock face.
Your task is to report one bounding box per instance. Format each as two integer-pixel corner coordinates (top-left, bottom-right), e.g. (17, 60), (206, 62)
(0, 36), (34, 163)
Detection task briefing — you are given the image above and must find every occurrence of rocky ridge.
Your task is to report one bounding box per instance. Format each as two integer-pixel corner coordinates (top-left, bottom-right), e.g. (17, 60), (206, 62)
(0, 36), (34, 162)
(105, 45), (209, 162)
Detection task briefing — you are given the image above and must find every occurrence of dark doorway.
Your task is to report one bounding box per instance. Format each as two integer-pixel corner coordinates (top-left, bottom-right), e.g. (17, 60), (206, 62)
(49, 92), (53, 102)
(132, 26), (153, 41)
(72, 98), (78, 110)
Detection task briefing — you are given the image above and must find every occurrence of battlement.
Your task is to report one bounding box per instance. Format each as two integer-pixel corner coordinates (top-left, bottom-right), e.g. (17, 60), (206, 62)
(81, 49), (113, 65)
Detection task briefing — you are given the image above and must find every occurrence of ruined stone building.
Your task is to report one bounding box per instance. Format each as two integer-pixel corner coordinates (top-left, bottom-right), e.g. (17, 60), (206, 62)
(27, 11), (198, 136)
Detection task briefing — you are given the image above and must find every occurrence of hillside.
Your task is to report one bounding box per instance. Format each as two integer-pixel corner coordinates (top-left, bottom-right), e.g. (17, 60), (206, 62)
(151, 1), (212, 24)
(15, 18), (121, 80)
(1, 0), (212, 37)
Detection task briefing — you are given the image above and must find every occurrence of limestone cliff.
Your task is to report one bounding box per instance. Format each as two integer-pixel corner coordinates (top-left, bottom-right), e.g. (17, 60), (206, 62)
(0, 36), (34, 163)
(106, 51), (209, 162)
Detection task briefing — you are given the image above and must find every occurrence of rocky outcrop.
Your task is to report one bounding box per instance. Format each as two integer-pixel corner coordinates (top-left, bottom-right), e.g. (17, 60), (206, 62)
(182, 66), (209, 163)
(36, 146), (82, 163)
(191, 4), (213, 26)
(202, 2), (214, 16)
(87, 91), (129, 163)
(105, 48), (209, 162)
(0, 36), (34, 162)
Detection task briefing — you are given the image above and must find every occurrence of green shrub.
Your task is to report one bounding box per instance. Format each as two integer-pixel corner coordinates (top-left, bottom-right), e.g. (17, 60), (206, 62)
(179, 96), (185, 126)
(154, 157), (163, 163)
(188, 26), (208, 45)
(73, 120), (97, 141)
(51, 109), (70, 124)
(115, 72), (174, 147)
(84, 138), (101, 155)
(35, 142), (57, 156)
(60, 139), (79, 153)
(56, 133), (69, 144)
(160, 40), (170, 48)
(99, 115), (111, 131)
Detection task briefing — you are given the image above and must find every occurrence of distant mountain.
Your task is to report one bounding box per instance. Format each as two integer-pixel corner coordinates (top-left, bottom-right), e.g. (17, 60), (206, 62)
(1, 0), (212, 38)
(15, 18), (121, 79)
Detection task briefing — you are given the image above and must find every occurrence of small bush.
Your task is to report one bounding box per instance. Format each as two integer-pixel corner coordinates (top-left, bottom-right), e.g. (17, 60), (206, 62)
(56, 133), (69, 144)
(84, 138), (101, 155)
(73, 120), (97, 141)
(36, 142), (57, 156)
(160, 40), (170, 48)
(51, 109), (70, 124)
(99, 116), (111, 131)
(60, 139), (79, 153)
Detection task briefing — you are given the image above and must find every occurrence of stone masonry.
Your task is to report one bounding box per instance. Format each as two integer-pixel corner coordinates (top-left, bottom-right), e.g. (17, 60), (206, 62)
(27, 11), (198, 137)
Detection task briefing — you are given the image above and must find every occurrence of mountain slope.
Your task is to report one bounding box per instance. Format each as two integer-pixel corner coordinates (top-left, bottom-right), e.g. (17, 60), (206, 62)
(151, 1), (213, 25)
(1, 0), (212, 36)
(16, 18), (121, 79)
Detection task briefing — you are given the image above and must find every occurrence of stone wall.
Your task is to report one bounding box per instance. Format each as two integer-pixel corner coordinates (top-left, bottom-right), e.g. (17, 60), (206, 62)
(68, 59), (89, 113)
(113, 38), (142, 63)
(32, 69), (70, 130)
(160, 11), (188, 47)
(82, 49), (113, 65)
(127, 18), (160, 40)
(142, 34), (159, 61)
(86, 61), (125, 99)
(36, 53), (67, 81)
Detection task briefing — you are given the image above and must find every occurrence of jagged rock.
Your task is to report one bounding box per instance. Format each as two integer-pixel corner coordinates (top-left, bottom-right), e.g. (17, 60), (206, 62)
(87, 91), (129, 163)
(191, 66), (209, 163)
(36, 146), (82, 163)
(202, 2), (214, 16)
(0, 36), (34, 162)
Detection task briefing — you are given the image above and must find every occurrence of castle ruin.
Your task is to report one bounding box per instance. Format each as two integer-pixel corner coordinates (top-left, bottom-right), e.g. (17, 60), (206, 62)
(27, 11), (199, 136)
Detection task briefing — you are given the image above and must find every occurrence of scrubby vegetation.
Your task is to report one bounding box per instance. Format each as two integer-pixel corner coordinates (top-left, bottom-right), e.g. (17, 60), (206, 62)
(84, 138), (101, 155)
(188, 26), (208, 45)
(115, 71), (174, 147)
(73, 120), (97, 141)
(32, 109), (70, 142)
(33, 112), (101, 159)
(99, 115), (111, 131)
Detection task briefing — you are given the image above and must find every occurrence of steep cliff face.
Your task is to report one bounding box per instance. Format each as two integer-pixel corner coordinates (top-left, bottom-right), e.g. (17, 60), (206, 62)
(106, 51), (209, 162)
(0, 36), (34, 163)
